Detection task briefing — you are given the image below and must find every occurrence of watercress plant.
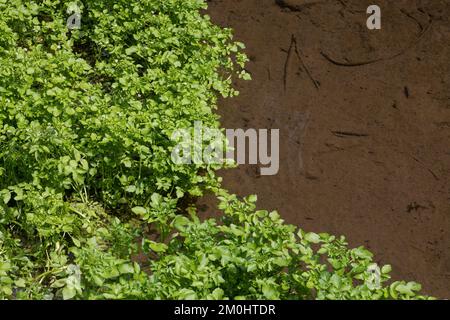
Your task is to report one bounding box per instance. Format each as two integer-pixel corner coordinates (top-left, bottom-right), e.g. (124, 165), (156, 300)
(0, 0), (430, 300)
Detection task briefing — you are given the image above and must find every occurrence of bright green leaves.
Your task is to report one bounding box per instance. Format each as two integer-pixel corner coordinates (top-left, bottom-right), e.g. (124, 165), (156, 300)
(172, 215), (191, 232)
(125, 46), (138, 56)
(0, 190), (11, 205)
(62, 286), (77, 300)
(131, 206), (147, 216)
(0, 0), (246, 214)
(57, 153), (89, 187)
(0, 0), (250, 301)
(177, 289), (198, 300)
(146, 241), (168, 254)
(382, 264), (392, 274)
(0, 261), (13, 297)
(132, 193), (176, 225)
(261, 282), (280, 300)
(147, 188), (431, 300)
(390, 281), (424, 299)
(118, 263), (135, 274)
(207, 288), (224, 300)
(150, 191), (304, 299)
(304, 232), (321, 244)
(60, 264), (82, 300)
(0, 0), (429, 301)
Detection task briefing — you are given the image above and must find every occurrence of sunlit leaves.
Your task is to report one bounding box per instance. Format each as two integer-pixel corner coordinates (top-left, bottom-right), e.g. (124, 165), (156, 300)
(0, 0), (429, 301)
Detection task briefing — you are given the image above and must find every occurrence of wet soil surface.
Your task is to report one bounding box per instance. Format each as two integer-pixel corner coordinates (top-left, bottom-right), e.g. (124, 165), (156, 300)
(199, 0), (450, 298)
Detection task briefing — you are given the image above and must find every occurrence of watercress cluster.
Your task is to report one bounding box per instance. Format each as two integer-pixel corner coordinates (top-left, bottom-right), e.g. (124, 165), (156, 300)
(0, 0), (429, 300)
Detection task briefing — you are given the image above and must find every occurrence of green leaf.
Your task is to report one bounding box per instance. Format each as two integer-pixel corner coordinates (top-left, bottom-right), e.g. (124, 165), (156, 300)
(150, 193), (162, 207)
(2, 190), (11, 204)
(62, 286), (77, 300)
(125, 185), (136, 193)
(125, 46), (138, 55)
(92, 275), (104, 286)
(71, 237), (81, 247)
(132, 206), (147, 215)
(178, 289), (197, 300)
(304, 232), (321, 244)
(173, 215), (190, 231)
(210, 288), (224, 300)
(119, 264), (134, 274)
(381, 264), (392, 274)
(353, 247), (373, 259)
(2, 286), (12, 296)
(262, 284), (279, 300)
(148, 241), (168, 253)
(15, 279), (26, 288)
(269, 211), (280, 221)
(273, 257), (289, 267)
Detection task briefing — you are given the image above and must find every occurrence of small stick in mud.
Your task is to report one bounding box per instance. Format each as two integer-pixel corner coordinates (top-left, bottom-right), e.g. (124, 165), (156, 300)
(292, 36), (320, 89)
(331, 130), (369, 138)
(283, 34), (319, 91)
(283, 35), (296, 91)
(320, 21), (433, 67)
(275, 0), (325, 12)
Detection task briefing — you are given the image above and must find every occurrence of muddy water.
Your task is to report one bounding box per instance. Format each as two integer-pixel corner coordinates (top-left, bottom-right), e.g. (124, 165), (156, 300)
(199, 0), (450, 298)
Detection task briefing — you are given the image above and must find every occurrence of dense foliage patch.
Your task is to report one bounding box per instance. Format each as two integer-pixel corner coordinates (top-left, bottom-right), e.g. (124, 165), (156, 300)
(0, 0), (430, 300)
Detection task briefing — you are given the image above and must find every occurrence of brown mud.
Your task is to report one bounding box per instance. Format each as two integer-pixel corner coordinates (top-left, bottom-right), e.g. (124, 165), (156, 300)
(199, 0), (450, 298)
